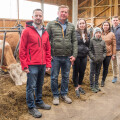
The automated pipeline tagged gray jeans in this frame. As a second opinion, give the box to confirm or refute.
[89,61,102,87]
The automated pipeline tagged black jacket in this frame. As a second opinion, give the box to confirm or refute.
[76,30,90,57]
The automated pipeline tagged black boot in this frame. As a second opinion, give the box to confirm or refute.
[101,81,105,87]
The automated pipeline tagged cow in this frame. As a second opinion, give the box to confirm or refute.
[0,40,27,85]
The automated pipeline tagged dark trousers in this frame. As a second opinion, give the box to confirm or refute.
[72,57,87,87]
[90,61,102,87]
[102,56,111,82]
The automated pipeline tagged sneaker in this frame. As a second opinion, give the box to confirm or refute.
[28,108,42,118]
[36,103,51,110]
[53,97,59,105]
[90,87,98,93]
[79,87,85,94]
[61,95,72,104]
[112,77,117,83]
[75,89,80,98]
[101,81,105,87]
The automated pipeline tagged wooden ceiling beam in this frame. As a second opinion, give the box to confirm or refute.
[95,0,105,6]
[95,6,110,17]
[96,17,110,27]
[78,0,89,8]
[78,9,91,18]
[114,0,118,15]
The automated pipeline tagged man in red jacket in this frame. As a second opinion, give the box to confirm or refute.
[19,9,51,118]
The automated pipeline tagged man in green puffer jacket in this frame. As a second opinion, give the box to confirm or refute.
[46,5,78,105]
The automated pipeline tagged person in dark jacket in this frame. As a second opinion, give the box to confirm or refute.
[89,27,106,93]
[101,21,116,87]
[72,18,90,98]
[19,9,51,118]
[46,5,78,105]
[111,16,120,83]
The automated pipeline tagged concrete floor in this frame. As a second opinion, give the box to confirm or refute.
[19,77,120,120]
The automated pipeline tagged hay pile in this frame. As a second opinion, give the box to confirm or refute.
[0,60,113,120]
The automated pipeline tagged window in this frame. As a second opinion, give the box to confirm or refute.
[0,0,17,19]
[19,0,41,20]
[44,4,58,21]
[0,0,58,21]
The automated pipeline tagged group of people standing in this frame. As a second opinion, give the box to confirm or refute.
[19,5,120,118]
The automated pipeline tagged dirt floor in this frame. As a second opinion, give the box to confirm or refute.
[0,61,116,120]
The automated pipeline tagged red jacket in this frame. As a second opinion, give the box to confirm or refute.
[19,21,51,70]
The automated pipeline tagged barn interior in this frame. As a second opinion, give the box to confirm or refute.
[0,0,119,120]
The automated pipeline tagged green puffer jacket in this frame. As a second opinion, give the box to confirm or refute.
[89,37,106,63]
[46,18,78,58]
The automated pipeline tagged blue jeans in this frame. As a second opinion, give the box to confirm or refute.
[26,65,46,109]
[51,56,71,97]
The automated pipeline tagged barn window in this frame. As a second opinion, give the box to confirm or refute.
[0,0,18,19]
[0,0,58,21]
[44,4,58,21]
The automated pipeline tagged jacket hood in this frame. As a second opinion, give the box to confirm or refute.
[25,20,46,33]
[26,20,33,27]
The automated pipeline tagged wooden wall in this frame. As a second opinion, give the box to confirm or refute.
[78,0,120,27]
[0,19,49,28]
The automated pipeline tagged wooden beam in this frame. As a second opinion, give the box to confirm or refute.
[3,19,5,28]
[72,0,78,27]
[109,0,112,22]
[95,0,105,6]
[114,0,118,15]
[17,0,20,24]
[94,5,113,7]
[96,18,110,27]
[78,7,92,9]
[91,0,94,27]
[78,0,89,8]
[95,6,110,17]
[78,9,91,18]
[94,17,110,19]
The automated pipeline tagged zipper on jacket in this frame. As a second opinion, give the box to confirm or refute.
[38,38,40,47]
[55,21,64,38]
[29,49,31,60]
[41,37,43,64]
